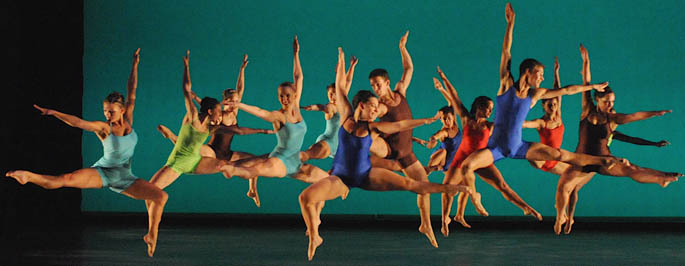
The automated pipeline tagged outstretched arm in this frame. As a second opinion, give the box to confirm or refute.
[610,110,672,125]
[372,112,440,135]
[613,131,670,147]
[522,119,543,129]
[236,54,249,100]
[214,125,274,135]
[499,3,515,94]
[237,103,279,123]
[335,48,353,119]
[182,50,199,121]
[33,104,108,133]
[124,48,140,124]
[426,129,449,149]
[436,67,469,119]
[538,82,609,99]
[344,56,358,95]
[395,31,413,96]
[580,44,595,120]
[293,36,303,106]
[412,137,430,147]
[301,104,326,112]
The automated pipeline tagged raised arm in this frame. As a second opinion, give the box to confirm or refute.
[610,110,672,125]
[499,3,515,94]
[237,102,279,123]
[33,104,108,133]
[124,48,140,124]
[293,36,303,106]
[613,130,670,147]
[553,56,562,108]
[335,48,353,119]
[190,91,202,106]
[538,82,609,100]
[344,56,358,95]
[436,67,469,119]
[182,50,199,120]
[394,31,413,96]
[236,54,249,100]
[214,125,274,135]
[371,112,440,135]
[580,44,595,120]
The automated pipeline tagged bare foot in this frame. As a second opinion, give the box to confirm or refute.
[307,234,323,261]
[523,207,543,221]
[563,218,575,234]
[441,216,451,237]
[419,224,439,248]
[143,233,157,257]
[6,170,30,185]
[246,190,260,207]
[471,192,489,216]
[554,215,567,235]
[454,216,472,228]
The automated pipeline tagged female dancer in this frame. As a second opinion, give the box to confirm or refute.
[553,44,681,235]
[230,36,329,184]
[156,54,273,206]
[6,49,168,257]
[299,48,471,260]
[300,56,358,161]
[434,67,540,236]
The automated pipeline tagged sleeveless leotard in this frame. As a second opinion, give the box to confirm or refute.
[438,131,463,171]
[315,112,341,158]
[92,124,139,193]
[379,93,417,167]
[576,117,612,173]
[487,85,532,162]
[450,123,491,169]
[269,120,307,176]
[537,123,565,171]
[331,119,373,188]
[165,123,210,174]
[208,125,236,160]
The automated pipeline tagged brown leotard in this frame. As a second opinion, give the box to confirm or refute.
[379,93,417,168]
[576,116,612,172]
[208,126,236,160]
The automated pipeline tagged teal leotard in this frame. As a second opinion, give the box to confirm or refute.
[269,120,307,176]
[315,112,341,158]
[92,125,139,193]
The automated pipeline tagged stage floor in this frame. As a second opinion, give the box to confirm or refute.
[6,214,685,266]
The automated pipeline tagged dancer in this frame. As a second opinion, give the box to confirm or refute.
[418,105,462,175]
[300,56,358,161]
[156,54,273,206]
[6,49,167,257]
[299,48,472,260]
[229,36,329,184]
[456,3,623,217]
[553,44,681,235]
[435,67,540,236]
[369,31,443,246]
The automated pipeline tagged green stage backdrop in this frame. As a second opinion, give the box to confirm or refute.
[83,0,684,216]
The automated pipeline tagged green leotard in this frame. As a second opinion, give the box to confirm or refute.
[165,123,210,174]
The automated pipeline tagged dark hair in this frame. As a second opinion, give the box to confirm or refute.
[352,90,376,110]
[439,105,454,115]
[200,97,220,115]
[470,96,493,117]
[104,92,125,105]
[223,88,237,100]
[368,68,390,81]
[279,81,294,89]
[326,83,336,91]
[519,58,544,78]
[594,86,614,99]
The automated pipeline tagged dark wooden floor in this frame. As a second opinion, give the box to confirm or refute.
[5,214,685,266]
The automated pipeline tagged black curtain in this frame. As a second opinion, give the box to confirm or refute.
[2,0,84,243]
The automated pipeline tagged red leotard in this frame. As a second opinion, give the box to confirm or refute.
[449,122,491,169]
[537,123,565,171]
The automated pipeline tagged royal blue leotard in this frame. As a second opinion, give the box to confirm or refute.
[315,112,341,158]
[438,131,463,171]
[92,124,139,193]
[269,120,307,176]
[487,85,532,162]
[331,119,373,188]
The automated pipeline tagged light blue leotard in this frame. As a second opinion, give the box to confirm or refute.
[269,120,307,176]
[315,112,341,158]
[92,125,139,193]
[487,85,533,162]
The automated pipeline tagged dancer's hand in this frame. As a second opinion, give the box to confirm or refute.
[132,48,141,65]
[183,50,190,67]
[293,35,300,54]
[505,2,515,23]
[425,111,441,124]
[301,105,316,111]
[350,56,358,68]
[241,54,249,68]
[554,56,559,74]
[263,129,276,134]
[432,77,444,90]
[593,82,609,92]
[656,140,670,147]
[399,30,409,49]
[656,110,672,116]
[33,104,53,115]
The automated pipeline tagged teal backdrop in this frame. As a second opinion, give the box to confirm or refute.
[83,0,684,216]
